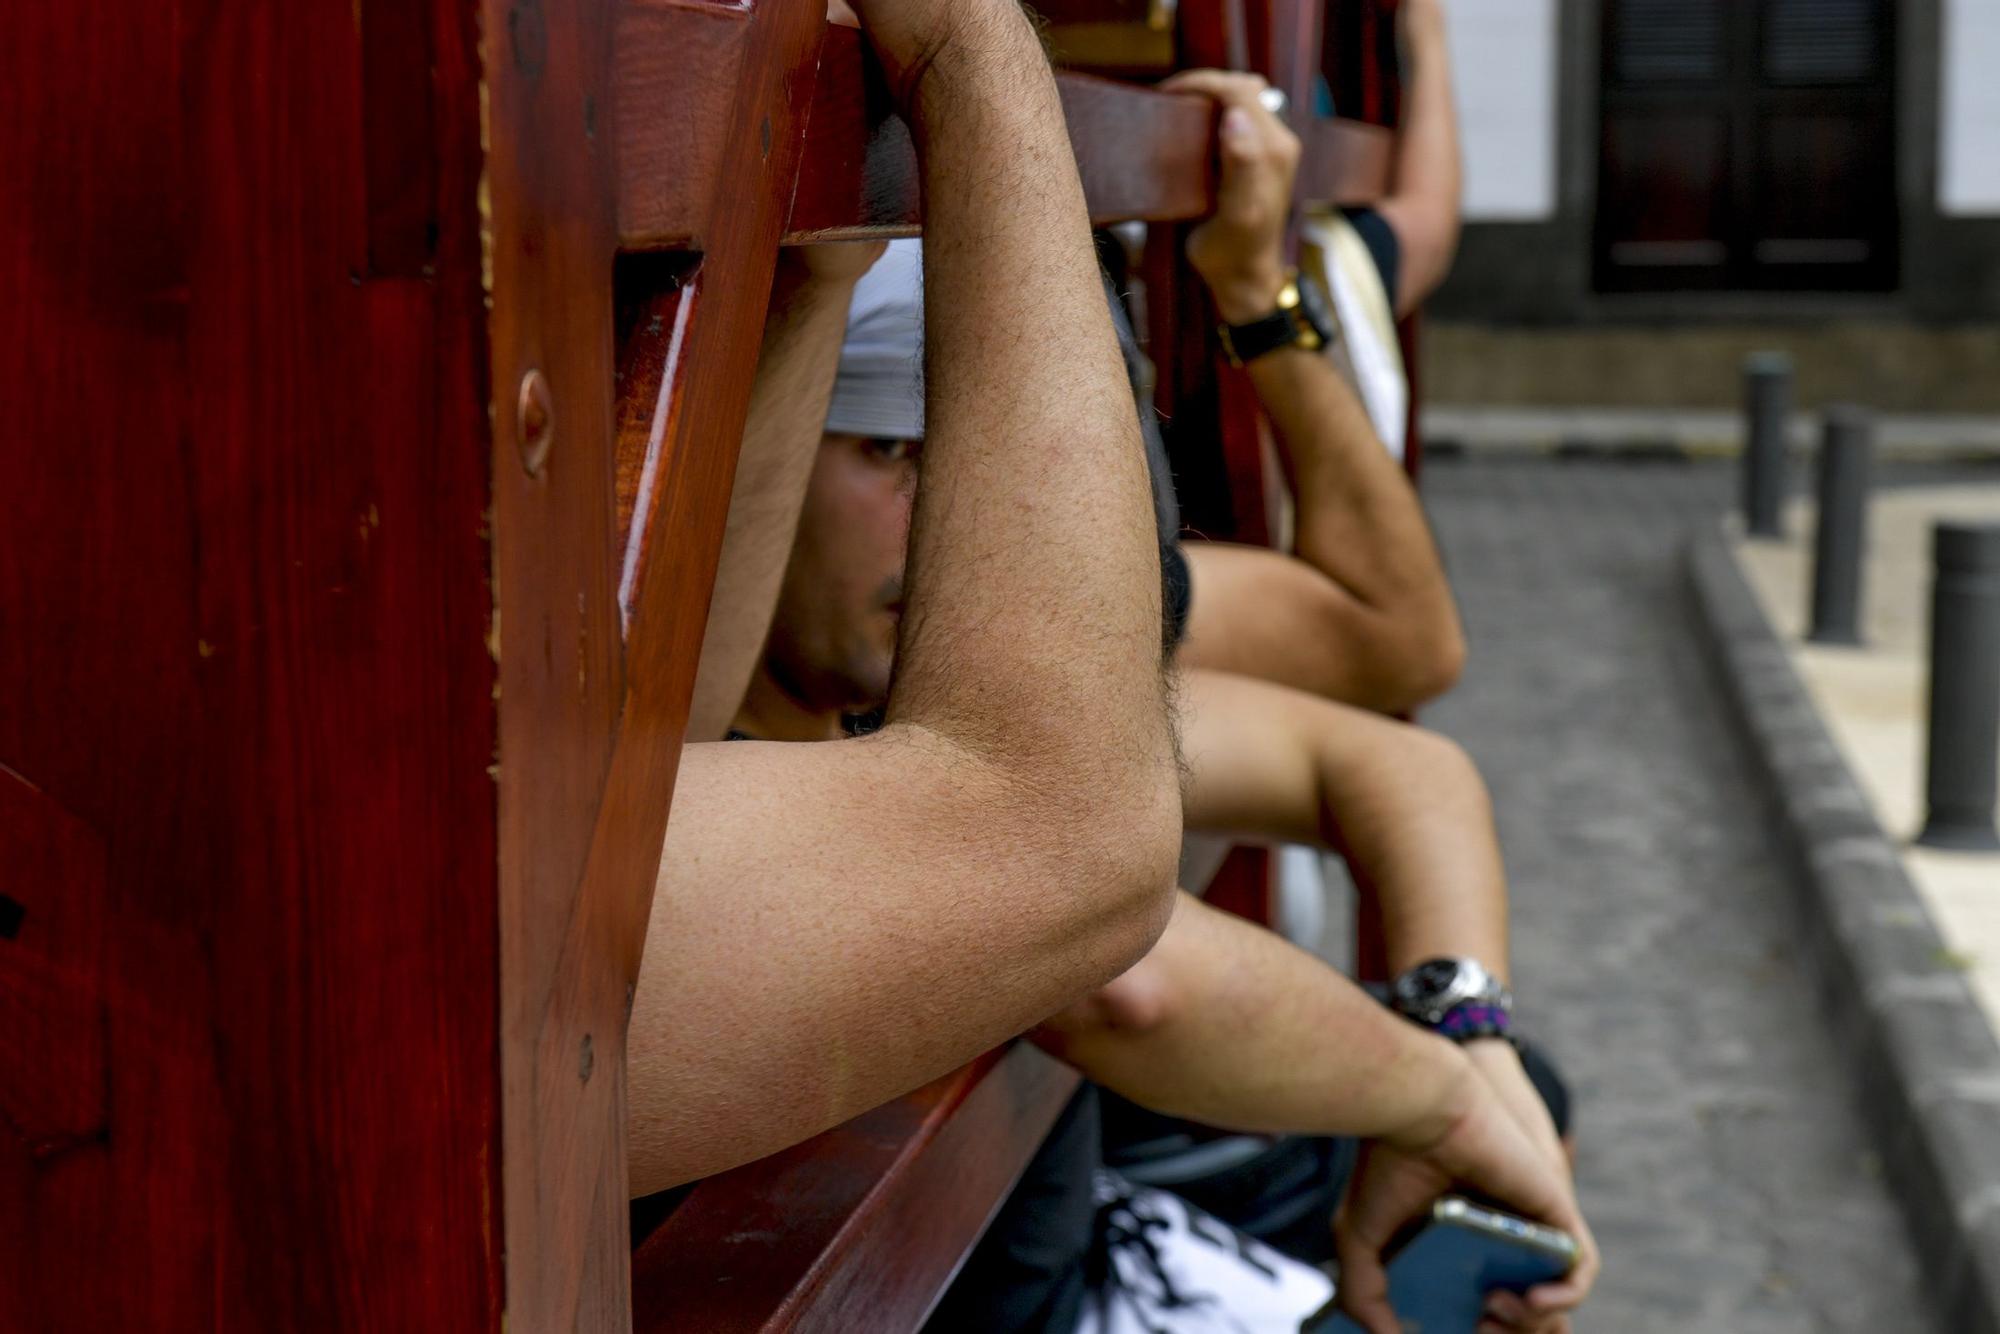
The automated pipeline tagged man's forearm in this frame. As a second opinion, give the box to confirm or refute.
[685,264,864,741]
[1306,705,1508,979]
[1249,344,1460,674]
[1380,0,1462,314]
[886,3,1176,815]
[1035,891,1475,1145]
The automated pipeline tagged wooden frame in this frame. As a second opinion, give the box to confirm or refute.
[1,0,1410,1328]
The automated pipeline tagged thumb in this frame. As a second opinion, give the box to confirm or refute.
[1214,107,1262,212]
[1218,106,1257,164]
[1333,1232,1401,1334]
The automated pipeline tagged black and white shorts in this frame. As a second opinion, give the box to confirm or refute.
[1073,1170,1334,1334]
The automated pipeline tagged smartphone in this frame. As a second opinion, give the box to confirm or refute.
[1301,1197,1579,1334]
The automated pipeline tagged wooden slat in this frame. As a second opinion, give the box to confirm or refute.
[618,16,1216,249]
[1299,116,1397,207]
[492,0,839,1326]
[633,1044,1080,1334]
[787,28,1220,239]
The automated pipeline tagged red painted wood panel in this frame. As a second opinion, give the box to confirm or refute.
[494,0,837,1325]
[0,0,501,1328]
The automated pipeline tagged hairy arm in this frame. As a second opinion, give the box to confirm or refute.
[1177,667,1503,973]
[1175,352,1463,713]
[1376,0,1462,316]
[685,247,882,741]
[1034,881,1592,1323]
[1164,70,1463,713]
[1035,890,1468,1139]
[629,0,1179,1193]
[1178,666,1564,1160]
[1031,888,1594,1314]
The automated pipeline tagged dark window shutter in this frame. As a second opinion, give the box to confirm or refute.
[1764,0,1880,84]
[1613,0,1725,83]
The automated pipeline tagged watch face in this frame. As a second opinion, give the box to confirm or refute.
[1395,958,1488,1022]
[1296,273,1337,345]
[1393,959,1446,1006]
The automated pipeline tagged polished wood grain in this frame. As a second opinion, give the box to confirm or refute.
[787,28,1221,240]
[619,19,1221,250]
[0,1,500,1326]
[3,0,1414,1325]
[633,1044,1079,1333]
[491,0,839,1326]
[1301,117,1397,207]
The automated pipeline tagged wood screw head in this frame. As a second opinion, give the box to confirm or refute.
[517,369,554,477]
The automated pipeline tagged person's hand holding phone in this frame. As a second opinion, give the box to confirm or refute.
[1333,1070,1599,1334]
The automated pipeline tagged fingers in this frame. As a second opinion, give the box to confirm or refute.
[1329,1234,1400,1334]
[1161,69,1300,149]
[1332,1148,1442,1334]
[1160,68,1272,106]
[1425,1094,1599,1319]
[1482,1289,1568,1334]
[1536,1209,1600,1314]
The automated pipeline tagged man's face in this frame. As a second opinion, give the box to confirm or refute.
[765,432,919,714]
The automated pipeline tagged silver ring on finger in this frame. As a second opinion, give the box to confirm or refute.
[1257,86,1289,119]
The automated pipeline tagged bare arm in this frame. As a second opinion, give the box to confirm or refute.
[1176,666,1565,1169]
[1033,890,1597,1321]
[1376,0,1463,317]
[685,245,883,741]
[1035,890,1468,1140]
[629,0,1180,1192]
[1165,71,1463,713]
[1177,667,1504,974]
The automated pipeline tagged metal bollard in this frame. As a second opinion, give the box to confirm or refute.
[1742,352,1792,539]
[1807,406,1874,646]
[1917,523,2000,851]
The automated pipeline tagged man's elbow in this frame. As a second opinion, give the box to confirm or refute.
[1069,768,1183,978]
[1034,949,1179,1062]
[1363,612,1466,714]
[1406,611,1468,705]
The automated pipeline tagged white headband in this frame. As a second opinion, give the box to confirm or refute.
[825,238,926,441]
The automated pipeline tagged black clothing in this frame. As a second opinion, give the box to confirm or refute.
[1340,204,1402,314]
[922,1088,1104,1334]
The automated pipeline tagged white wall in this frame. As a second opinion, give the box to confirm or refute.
[1442,0,1559,221]
[1940,0,2000,215]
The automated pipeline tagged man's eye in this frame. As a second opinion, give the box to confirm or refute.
[866,438,917,463]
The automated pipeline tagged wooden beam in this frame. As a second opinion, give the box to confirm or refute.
[633,1044,1079,1333]
[617,17,1218,249]
[1299,115,1396,207]
[786,27,1220,240]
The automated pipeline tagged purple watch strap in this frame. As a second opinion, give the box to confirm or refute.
[1434,1002,1513,1042]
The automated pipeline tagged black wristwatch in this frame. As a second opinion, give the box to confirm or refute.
[1216,269,1338,366]
[1389,957,1515,1044]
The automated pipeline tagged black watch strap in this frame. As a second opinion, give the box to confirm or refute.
[1217,272,1332,367]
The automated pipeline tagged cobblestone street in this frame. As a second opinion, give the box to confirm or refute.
[1419,457,1932,1333]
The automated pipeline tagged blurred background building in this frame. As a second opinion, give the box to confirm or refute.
[1428,0,2000,416]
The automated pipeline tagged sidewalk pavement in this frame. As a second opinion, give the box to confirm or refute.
[1687,479,2000,1331]
[1733,488,2000,1025]
[1415,457,1929,1332]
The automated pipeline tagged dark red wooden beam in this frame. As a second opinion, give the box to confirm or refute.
[1300,113,1394,206]
[785,26,1220,240]
[617,15,1391,252]
[633,1043,1078,1334]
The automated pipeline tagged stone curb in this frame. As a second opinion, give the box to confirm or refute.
[1685,528,2000,1334]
